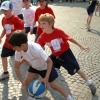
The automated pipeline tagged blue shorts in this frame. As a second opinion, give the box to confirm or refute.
[28,66,58,82]
[50,49,80,75]
[25,27,37,34]
[1,46,15,57]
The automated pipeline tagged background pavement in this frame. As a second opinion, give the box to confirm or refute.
[0,2,100,100]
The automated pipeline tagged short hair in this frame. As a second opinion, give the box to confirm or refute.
[38,13,55,26]
[8,30,28,47]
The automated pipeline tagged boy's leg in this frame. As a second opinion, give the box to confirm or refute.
[0,47,15,80]
[39,65,75,100]
[50,80,75,100]
[58,49,96,95]
[23,71,38,93]
[77,69,96,95]
[34,33,40,42]
[0,57,9,80]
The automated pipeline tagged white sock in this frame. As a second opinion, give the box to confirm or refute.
[86,80,92,86]
[66,95,73,100]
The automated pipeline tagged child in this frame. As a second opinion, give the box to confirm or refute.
[86,0,98,31]
[8,30,76,100]
[22,0,37,35]
[95,1,100,16]
[10,0,23,20]
[0,1,24,80]
[36,13,96,95]
[30,0,55,42]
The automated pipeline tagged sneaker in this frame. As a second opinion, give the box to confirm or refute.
[89,83,96,95]
[87,26,91,31]
[28,96,35,100]
[0,72,9,80]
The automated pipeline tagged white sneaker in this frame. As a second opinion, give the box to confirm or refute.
[0,72,9,80]
[28,96,35,100]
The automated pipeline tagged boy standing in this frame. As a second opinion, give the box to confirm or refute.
[8,30,76,100]
[36,13,96,95]
[0,1,24,80]
[22,0,37,35]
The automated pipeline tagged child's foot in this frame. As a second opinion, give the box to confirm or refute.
[28,96,35,100]
[0,72,9,80]
[87,26,91,31]
[89,83,96,95]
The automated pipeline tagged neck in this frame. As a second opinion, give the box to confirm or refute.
[46,28,54,34]
[6,14,13,18]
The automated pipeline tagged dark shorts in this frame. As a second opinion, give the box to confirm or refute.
[1,46,15,57]
[28,66,58,82]
[50,49,80,75]
[25,27,37,34]
[34,33,40,42]
[87,7,95,16]
[18,14,23,20]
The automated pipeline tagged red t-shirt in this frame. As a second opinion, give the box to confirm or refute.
[2,15,24,49]
[35,6,55,35]
[36,28,71,56]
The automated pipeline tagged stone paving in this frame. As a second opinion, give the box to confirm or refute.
[0,2,100,100]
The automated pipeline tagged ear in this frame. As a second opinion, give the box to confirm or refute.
[21,44,25,48]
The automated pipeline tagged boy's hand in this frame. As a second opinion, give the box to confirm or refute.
[80,45,90,51]
[39,76,48,89]
[30,29,33,35]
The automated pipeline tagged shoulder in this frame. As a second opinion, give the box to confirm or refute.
[28,42,42,51]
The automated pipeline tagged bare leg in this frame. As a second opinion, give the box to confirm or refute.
[77,69,88,81]
[23,72,38,93]
[50,80,68,98]
[2,57,8,72]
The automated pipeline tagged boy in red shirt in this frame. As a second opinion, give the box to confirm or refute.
[37,13,96,95]
[0,1,24,80]
[30,0,55,42]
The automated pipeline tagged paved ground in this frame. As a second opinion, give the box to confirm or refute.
[0,2,100,100]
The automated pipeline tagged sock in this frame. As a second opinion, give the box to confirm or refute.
[86,80,92,86]
[4,71,8,74]
[66,95,73,100]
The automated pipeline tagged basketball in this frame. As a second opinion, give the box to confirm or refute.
[28,80,47,99]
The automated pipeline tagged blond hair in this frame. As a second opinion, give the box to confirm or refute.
[38,13,55,26]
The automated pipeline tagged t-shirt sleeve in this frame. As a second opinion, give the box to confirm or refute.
[15,51,22,62]
[60,30,72,41]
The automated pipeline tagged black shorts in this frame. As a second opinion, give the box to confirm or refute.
[87,7,94,16]
[28,66,58,82]
[25,27,37,34]
[17,14,23,20]
[1,46,15,57]
[50,49,80,75]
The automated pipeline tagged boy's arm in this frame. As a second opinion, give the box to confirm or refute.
[41,57,52,89]
[69,38,90,51]
[0,29,6,42]
[14,61,23,84]
[30,20,36,34]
